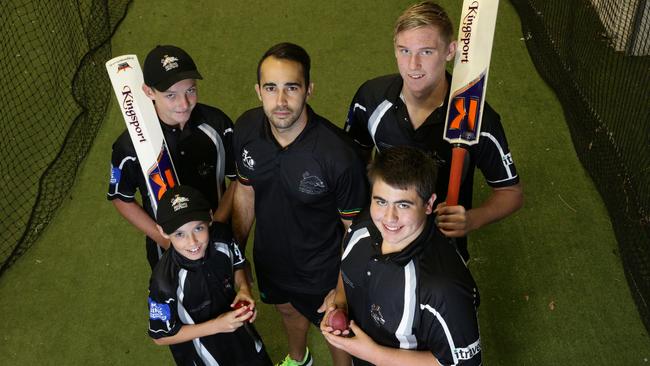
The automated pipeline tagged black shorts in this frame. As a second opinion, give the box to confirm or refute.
[257,275,328,327]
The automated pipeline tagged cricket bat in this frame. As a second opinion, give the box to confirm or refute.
[444,0,499,205]
[105,55,179,214]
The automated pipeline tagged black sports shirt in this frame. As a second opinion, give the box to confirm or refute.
[233,106,368,294]
[107,103,235,267]
[345,73,518,207]
[341,211,481,366]
[148,223,269,365]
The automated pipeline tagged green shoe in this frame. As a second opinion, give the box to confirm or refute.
[275,347,313,366]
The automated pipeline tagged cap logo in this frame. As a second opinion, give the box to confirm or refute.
[170,194,189,212]
[161,55,179,71]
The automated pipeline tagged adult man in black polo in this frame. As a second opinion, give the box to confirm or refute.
[108,45,236,270]
[233,42,367,366]
[321,146,481,366]
[344,1,522,260]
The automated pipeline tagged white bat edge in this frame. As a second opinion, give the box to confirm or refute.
[444,0,500,146]
[105,54,177,213]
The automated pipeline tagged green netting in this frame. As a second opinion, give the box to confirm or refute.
[511,0,650,332]
[0,0,132,276]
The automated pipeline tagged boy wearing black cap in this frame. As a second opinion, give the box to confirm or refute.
[148,185,272,365]
[107,45,236,270]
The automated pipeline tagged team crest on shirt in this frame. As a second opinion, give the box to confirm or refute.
[161,55,179,71]
[298,171,326,195]
[370,304,385,326]
[197,162,214,177]
[242,149,255,170]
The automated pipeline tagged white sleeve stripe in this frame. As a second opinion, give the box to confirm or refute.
[342,228,370,260]
[420,303,459,365]
[198,123,226,201]
[148,328,172,334]
[109,156,137,196]
[118,156,137,169]
[486,176,518,184]
[396,261,418,349]
[353,103,367,112]
[368,100,393,147]
[107,192,136,199]
[214,242,231,259]
[479,132,514,179]
[176,269,220,366]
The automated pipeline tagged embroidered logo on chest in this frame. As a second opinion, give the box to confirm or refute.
[370,304,385,326]
[242,149,255,170]
[197,162,214,177]
[298,171,327,195]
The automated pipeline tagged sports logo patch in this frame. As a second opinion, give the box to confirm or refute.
[148,297,172,322]
[170,195,190,212]
[161,55,179,71]
[454,339,481,360]
[298,171,326,195]
[502,152,513,166]
[370,304,385,326]
[242,149,255,171]
[110,164,121,185]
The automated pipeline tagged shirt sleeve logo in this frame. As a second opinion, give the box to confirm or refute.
[298,171,327,195]
[242,149,255,171]
[502,152,513,166]
[110,164,121,185]
[454,338,481,360]
[148,297,172,322]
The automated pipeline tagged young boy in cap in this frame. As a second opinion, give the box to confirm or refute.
[107,44,236,270]
[148,185,272,365]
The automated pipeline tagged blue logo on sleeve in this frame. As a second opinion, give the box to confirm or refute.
[110,164,121,185]
[148,297,171,322]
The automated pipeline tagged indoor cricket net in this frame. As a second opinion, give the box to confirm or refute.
[510,0,650,333]
[0,0,132,276]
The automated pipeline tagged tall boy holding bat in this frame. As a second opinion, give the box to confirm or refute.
[107,45,236,270]
[344,1,522,260]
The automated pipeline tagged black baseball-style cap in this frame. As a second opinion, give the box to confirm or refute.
[156,185,211,234]
[143,45,203,91]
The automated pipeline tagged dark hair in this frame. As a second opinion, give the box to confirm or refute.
[257,42,311,86]
[368,146,438,203]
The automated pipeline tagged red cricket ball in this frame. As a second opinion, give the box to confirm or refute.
[234,300,250,310]
[327,309,349,331]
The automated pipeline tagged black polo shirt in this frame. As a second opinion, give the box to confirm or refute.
[341,211,481,366]
[233,106,368,294]
[107,103,235,267]
[148,222,270,365]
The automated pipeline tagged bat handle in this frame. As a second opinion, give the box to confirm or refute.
[446,146,467,206]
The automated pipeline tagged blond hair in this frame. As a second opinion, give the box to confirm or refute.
[394,1,454,44]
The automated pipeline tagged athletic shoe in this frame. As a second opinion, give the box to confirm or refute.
[275,347,313,366]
